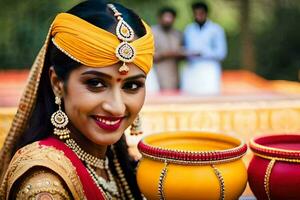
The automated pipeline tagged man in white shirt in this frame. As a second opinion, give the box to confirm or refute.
[182,2,227,95]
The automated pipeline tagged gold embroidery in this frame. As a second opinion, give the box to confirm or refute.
[0,142,86,199]
[36,193,56,200]
[16,169,69,200]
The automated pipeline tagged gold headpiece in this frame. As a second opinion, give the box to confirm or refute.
[50,6,154,75]
[108,4,136,74]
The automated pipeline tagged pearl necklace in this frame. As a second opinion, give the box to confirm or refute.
[86,163,120,198]
[65,138,120,198]
[65,138,108,169]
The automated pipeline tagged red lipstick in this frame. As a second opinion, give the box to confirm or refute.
[93,115,124,132]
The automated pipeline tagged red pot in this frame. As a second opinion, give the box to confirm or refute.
[248,134,300,200]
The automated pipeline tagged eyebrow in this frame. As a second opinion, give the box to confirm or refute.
[124,74,146,82]
[81,70,146,81]
[81,70,112,79]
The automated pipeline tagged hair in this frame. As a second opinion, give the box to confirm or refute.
[192,2,209,13]
[15,0,145,199]
[158,7,177,18]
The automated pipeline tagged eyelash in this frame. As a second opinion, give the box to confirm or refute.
[85,79,144,92]
[85,79,105,89]
[122,81,144,92]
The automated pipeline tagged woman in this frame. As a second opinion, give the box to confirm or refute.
[0,0,154,199]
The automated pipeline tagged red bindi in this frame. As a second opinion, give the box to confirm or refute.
[117,78,122,82]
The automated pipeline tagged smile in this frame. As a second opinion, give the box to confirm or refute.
[92,115,124,132]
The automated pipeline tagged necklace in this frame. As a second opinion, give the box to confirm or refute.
[86,163,120,198]
[65,138,108,169]
[111,145,134,199]
[65,138,120,198]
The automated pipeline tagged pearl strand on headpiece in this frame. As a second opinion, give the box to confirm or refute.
[51,38,82,64]
[65,138,108,169]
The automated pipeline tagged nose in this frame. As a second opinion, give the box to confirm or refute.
[102,89,126,117]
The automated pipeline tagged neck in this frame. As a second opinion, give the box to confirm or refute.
[67,124,107,159]
[160,24,172,32]
[196,20,206,28]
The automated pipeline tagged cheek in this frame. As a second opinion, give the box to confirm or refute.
[63,85,98,122]
[126,89,146,117]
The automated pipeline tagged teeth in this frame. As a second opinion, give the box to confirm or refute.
[95,117,121,126]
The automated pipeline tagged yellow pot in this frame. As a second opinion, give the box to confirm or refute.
[137,131,248,200]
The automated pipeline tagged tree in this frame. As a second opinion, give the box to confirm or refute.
[238,0,256,71]
[255,0,300,81]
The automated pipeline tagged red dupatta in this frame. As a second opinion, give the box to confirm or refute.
[39,137,107,200]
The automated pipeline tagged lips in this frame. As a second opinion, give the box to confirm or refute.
[92,115,124,132]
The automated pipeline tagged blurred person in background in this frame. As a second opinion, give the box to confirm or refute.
[182,2,227,95]
[146,7,184,93]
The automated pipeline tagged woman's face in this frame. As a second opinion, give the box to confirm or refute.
[55,63,146,146]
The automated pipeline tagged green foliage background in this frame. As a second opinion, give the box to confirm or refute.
[0,0,299,81]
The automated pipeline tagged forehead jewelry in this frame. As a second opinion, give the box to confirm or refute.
[108,3,136,75]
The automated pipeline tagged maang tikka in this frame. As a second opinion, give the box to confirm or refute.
[108,3,136,75]
[51,96,70,140]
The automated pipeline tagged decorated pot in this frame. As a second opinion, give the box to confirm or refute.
[136,131,248,200]
[248,134,300,200]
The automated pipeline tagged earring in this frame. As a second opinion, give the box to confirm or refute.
[130,114,143,136]
[51,96,70,140]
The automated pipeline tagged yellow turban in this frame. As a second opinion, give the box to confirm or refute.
[51,13,154,74]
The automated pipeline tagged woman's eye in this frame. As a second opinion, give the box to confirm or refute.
[123,81,144,91]
[86,79,105,88]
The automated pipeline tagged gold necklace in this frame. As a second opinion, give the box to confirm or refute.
[111,145,134,199]
[86,163,120,198]
[65,138,119,198]
[65,138,108,169]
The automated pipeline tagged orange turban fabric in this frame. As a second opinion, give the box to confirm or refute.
[51,13,154,74]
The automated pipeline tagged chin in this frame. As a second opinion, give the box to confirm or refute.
[92,132,124,146]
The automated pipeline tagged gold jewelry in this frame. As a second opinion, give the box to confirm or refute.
[65,137,116,198]
[108,3,136,75]
[51,96,70,140]
[111,145,134,199]
[86,163,120,198]
[130,114,143,136]
[65,138,108,169]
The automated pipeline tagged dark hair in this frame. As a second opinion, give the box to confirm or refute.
[192,2,208,13]
[158,7,177,17]
[16,0,145,199]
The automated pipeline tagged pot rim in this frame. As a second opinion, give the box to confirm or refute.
[250,134,300,161]
[138,131,247,165]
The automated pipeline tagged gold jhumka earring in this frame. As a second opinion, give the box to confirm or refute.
[130,114,143,136]
[108,3,136,75]
[51,96,70,139]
